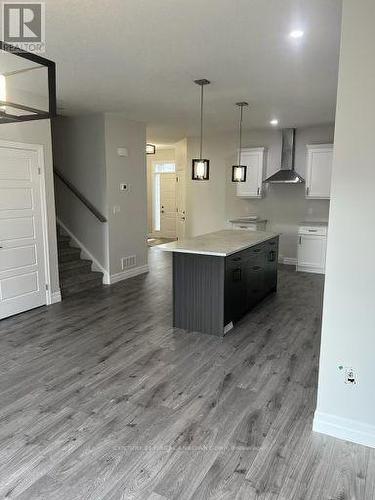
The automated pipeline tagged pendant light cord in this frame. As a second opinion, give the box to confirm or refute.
[238,104,243,165]
[200,84,204,160]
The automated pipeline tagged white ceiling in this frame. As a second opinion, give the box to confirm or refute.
[44,0,342,143]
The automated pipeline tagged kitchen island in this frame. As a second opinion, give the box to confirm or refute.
[159,230,279,336]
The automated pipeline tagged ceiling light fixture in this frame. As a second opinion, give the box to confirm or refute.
[289,30,304,39]
[146,143,156,155]
[232,102,248,183]
[270,119,279,126]
[192,79,210,181]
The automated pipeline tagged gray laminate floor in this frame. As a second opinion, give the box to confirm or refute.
[0,249,374,499]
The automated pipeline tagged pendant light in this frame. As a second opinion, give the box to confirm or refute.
[232,102,248,182]
[192,79,210,181]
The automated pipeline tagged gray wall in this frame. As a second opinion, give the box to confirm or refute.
[54,113,147,281]
[53,115,109,272]
[104,113,147,277]
[0,119,60,295]
[186,124,334,260]
[314,0,375,446]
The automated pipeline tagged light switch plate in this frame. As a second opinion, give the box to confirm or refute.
[117,147,128,157]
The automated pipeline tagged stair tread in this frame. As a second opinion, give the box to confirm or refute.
[56,224,103,297]
[58,246,81,255]
[58,235,70,242]
[60,271,103,288]
[59,259,92,270]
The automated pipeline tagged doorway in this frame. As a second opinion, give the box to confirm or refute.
[151,161,177,239]
[0,141,50,319]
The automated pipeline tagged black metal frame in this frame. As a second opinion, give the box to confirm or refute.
[232,165,247,182]
[0,41,56,124]
[192,159,210,181]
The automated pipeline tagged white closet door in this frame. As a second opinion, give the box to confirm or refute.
[0,145,46,319]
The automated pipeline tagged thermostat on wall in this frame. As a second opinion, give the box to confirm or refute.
[117,147,128,157]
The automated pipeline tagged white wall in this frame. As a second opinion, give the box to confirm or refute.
[186,125,333,259]
[0,119,60,296]
[104,113,147,278]
[314,0,375,448]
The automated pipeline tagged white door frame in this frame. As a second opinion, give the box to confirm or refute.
[0,139,53,306]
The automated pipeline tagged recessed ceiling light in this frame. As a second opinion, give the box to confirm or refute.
[289,30,304,39]
[270,119,279,126]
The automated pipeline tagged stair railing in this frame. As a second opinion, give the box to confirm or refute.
[54,167,107,223]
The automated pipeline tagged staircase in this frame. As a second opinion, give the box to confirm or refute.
[57,225,104,298]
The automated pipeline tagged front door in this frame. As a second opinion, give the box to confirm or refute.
[159,173,176,238]
[0,144,47,319]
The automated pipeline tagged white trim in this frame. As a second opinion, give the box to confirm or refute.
[50,291,62,304]
[0,139,53,307]
[279,257,297,266]
[56,218,110,285]
[313,411,375,449]
[296,265,324,274]
[110,265,149,284]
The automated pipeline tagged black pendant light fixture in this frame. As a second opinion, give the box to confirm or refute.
[232,102,248,182]
[192,79,210,181]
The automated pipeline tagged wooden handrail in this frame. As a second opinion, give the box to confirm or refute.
[54,168,107,223]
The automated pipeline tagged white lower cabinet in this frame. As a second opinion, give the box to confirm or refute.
[297,225,327,274]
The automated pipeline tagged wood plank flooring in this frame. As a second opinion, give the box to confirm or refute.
[0,248,374,499]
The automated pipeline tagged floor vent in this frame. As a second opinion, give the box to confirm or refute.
[122,255,137,270]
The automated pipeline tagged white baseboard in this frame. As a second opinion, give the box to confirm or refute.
[313,411,375,449]
[50,290,62,304]
[279,257,297,266]
[297,265,325,274]
[56,218,110,284]
[110,265,149,284]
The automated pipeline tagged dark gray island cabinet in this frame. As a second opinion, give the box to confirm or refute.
[159,230,279,336]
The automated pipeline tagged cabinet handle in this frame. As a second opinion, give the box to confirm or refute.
[308,229,318,232]
[299,236,302,245]
[257,187,260,196]
[253,249,261,253]
[306,187,310,196]
[252,266,262,271]
[268,251,276,262]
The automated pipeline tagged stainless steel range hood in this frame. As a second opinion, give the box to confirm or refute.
[264,128,304,184]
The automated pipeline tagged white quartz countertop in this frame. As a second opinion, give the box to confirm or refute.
[158,230,279,257]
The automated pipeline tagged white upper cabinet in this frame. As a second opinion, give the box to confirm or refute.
[236,147,266,198]
[306,144,333,199]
